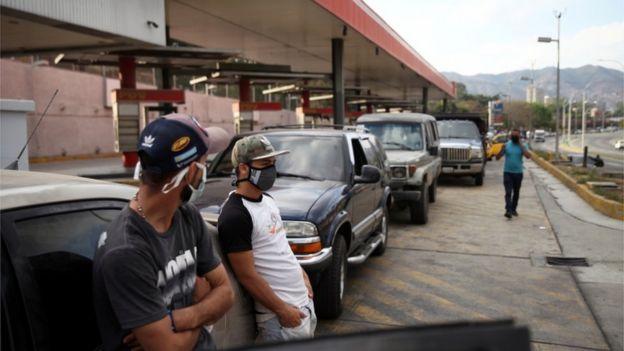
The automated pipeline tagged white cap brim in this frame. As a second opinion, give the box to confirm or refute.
[252,149,290,160]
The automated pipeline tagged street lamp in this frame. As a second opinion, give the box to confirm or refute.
[538,11,562,160]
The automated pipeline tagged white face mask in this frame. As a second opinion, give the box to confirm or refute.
[187,162,207,203]
[161,162,207,201]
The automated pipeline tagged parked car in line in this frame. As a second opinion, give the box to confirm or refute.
[533,129,546,142]
[435,118,486,186]
[197,127,391,318]
[356,113,440,224]
[0,170,255,351]
[486,134,508,160]
[614,140,624,150]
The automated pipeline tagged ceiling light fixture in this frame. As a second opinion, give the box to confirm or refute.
[262,84,296,95]
[310,94,333,101]
[189,76,208,85]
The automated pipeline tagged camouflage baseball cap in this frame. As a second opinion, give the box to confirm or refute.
[231,135,289,165]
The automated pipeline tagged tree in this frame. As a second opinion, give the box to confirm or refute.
[531,103,555,130]
[504,101,533,128]
[614,102,624,117]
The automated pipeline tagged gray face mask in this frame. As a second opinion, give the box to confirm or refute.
[247,164,277,191]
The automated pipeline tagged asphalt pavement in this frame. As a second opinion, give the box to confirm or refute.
[318,160,623,351]
[532,132,624,173]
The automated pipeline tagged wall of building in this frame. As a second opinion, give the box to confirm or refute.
[0,59,241,159]
[0,59,300,159]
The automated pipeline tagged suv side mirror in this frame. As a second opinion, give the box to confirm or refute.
[355,165,381,184]
[428,146,439,156]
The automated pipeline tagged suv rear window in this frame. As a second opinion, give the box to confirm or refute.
[361,123,423,151]
[437,121,480,139]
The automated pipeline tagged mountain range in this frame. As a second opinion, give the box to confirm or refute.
[442,65,623,110]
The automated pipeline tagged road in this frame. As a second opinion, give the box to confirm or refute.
[532,131,624,173]
[318,160,623,351]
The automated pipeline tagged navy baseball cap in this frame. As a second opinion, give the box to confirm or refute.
[137,113,212,175]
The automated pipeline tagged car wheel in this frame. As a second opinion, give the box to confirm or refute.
[428,178,437,203]
[410,184,429,224]
[372,207,389,256]
[475,171,484,186]
[315,235,347,319]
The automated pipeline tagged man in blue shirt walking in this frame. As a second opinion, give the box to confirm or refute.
[496,129,531,219]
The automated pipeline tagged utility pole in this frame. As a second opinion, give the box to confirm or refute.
[538,12,563,160]
[567,96,573,143]
[555,12,561,159]
[581,91,586,149]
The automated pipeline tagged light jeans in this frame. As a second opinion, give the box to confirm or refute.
[255,299,317,343]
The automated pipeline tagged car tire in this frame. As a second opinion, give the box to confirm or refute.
[475,171,484,186]
[428,178,437,203]
[372,207,389,256]
[410,185,429,224]
[315,235,347,319]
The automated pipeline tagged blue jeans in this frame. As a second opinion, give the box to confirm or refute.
[504,172,523,212]
[255,299,317,343]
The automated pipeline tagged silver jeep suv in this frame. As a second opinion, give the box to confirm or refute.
[357,113,441,224]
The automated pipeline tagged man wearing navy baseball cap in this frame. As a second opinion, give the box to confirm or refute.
[93,113,234,350]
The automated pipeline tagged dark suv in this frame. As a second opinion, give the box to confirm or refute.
[196,128,391,318]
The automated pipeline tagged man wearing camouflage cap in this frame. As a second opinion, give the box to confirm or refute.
[218,135,316,342]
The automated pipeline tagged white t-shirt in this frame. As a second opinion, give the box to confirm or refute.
[218,193,308,313]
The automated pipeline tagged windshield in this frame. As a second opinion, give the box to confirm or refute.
[212,134,345,181]
[361,123,423,151]
[437,121,480,139]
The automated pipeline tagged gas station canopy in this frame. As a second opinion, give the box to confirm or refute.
[166,0,455,101]
[1,0,455,102]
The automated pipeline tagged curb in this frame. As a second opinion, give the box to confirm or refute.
[529,151,624,221]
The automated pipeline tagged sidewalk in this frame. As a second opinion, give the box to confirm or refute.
[528,161,624,351]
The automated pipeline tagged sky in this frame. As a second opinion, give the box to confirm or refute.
[364,0,624,75]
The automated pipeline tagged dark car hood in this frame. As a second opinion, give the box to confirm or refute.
[196,177,342,220]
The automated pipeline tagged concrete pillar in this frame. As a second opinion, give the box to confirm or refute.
[301,90,310,108]
[239,79,251,102]
[117,56,139,167]
[332,38,345,125]
[160,26,175,115]
[119,56,136,89]
[443,98,448,112]
[422,87,429,114]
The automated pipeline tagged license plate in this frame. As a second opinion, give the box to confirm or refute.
[442,167,454,173]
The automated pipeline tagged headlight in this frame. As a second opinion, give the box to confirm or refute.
[470,148,483,159]
[283,221,318,237]
[391,166,407,178]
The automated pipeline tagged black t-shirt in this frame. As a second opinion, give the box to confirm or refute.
[217,193,255,254]
[93,203,220,351]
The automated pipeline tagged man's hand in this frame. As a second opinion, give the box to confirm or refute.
[302,269,313,299]
[277,304,305,328]
[123,332,143,351]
